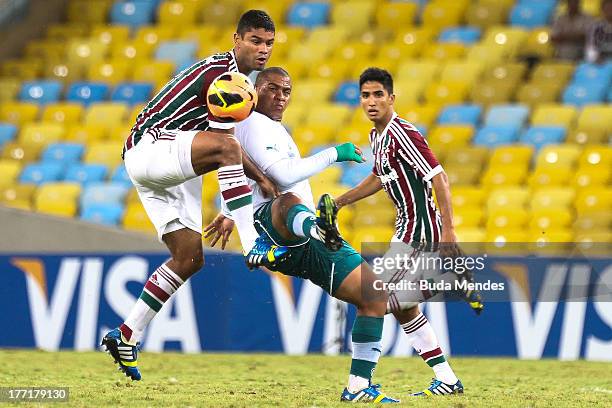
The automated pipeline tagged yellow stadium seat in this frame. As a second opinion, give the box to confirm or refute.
[421,43,466,61]
[0,160,22,188]
[341,123,372,147]
[306,27,351,52]
[0,142,42,163]
[84,142,124,168]
[516,82,561,108]
[43,60,85,83]
[200,0,243,26]
[333,42,374,65]
[177,26,219,43]
[333,0,376,34]
[573,166,610,189]
[158,1,199,26]
[307,61,351,81]
[67,39,108,68]
[67,0,110,24]
[483,26,529,57]
[351,227,396,250]
[567,128,607,145]
[399,104,441,129]
[18,123,65,147]
[527,229,574,246]
[520,28,554,58]
[290,80,336,105]
[91,25,131,47]
[424,81,469,104]
[428,125,474,153]
[266,60,306,80]
[489,145,534,167]
[455,227,486,243]
[241,0,289,24]
[574,231,612,248]
[134,26,176,48]
[482,63,527,84]
[292,125,335,154]
[128,104,146,125]
[266,26,305,60]
[531,104,577,128]
[34,182,81,218]
[132,61,175,89]
[535,145,581,169]
[286,43,331,65]
[529,208,573,230]
[530,187,575,210]
[422,3,464,31]
[46,23,89,40]
[123,202,156,235]
[84,103,128,130]
[303,105,352,129]
[481,166,528,187]
[440,61,484,84]
[41,103,84,125]
[352,208,396,227]
[575,188,612,215]
[108,124,133,143]
[465,2,507,29]
[356,27,395,46]
[577,145,611,168]
[0,77,20,102]
[469,82,516,107]
[349,107,372,128]
[528,167,572,189]
[444,146,489,169]
[0,102,39,125]
[392,27,436,56]
[576,105,612,133]
[377,40,424,62]
[574,213,611,232]
[310,167,343,187]
[393,79,427,104]
[451,186,487,208]
[395,59,440,84]
[1,59,41,80]
[281,104,307,131]
[445,165,481,185]
[454,207,484,228]
[111,41,155,62]
[0,184,36,209]
[487,187,529,211]
[353,190,393,210]
[531,62,574,84]
[375,2,418,29]
[487,208,528,230]
[485,230,528,247]
[65,124,107,143]
[466,44,506,68]
[87,60,131,85]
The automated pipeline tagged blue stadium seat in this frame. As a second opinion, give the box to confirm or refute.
[66,82,109,106]
[473,126,520,147]
[19,162,64,185]
[340,164,372,187]
[0,123,17,147]
[438,105,482,126]
[81,203,124,226]
[80,182,129,207]
[111,83,153,105]
[439,27,481,44]
[510,3,555,28]
[176,59,197,74]
[110,1,156,27]
[19,81,62,104]
[41,143,85,164]
[334,81,360,106]
[520,126,566,150]
[608,86,612,102]
[287,2,330,28]
[562,83,607,106]
[572,62,612,86]
[64,163,108,185]
[111,164,132,187]
[484,104,530,130]
[155,41,197,68]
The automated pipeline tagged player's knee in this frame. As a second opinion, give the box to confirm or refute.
[356,295,388,317]
[174,247,204,276]
[275,192,303,216]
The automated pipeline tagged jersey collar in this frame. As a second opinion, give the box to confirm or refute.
[375,111,397,138]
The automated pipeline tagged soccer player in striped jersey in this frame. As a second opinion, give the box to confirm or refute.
[336,68,482,397]
[101,10,292,381]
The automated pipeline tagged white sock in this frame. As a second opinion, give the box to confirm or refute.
[348,374,370,394]
[401,312,458,385]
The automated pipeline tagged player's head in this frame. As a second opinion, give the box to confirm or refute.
[234,10,275,74]
[359,67,395,124]
[254,67,291,121]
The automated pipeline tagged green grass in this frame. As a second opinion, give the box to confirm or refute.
[1,350,611,407]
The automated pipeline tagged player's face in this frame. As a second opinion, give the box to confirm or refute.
[234,28,275,73]
[360,81,395,124]
[255,73,291,121]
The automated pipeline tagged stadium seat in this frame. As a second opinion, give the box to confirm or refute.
[389,28,436,58]
[0,102,39,125]
[531,104,576,128]
[107,123,132,143]
[575,188,612,216]
[424,81,469,104]
[158,1,198,26]
[177,26,219,43]
[466,44,507,68]
[536,145,582,169]
[487,208,529,230]
[1,142,42,163]
[287,2,330,29]
[45,23,89,41]
[578,145,612,168]
[481,165,528,187]
[428,125,474,153]
[451,186,487,208]
[111,41,155,63]
[332,0,376,34]
[43,60,85,84]
[111,164,132,187]
[400,104,441,129]
[375,2,418,30]
[64,163,108,186]
[489,145,533,167]
[529,208,573,230]
[482,62,528,85]
[465,2,507,29]
[567,128,607,145]
[0,160,21,188]
[520,126,566,150]
[110,1,156,27]
[84,142,124,168]
[308,61,351,82]
[396,59,440,84]
[19,162,64,185]
[292,125,335,154]
[66,82,109,106]
[520,27,554,58]
[41,143,84,164]
[351,227,396,250]
[487,187,529,211]
[34,181,81,217]
[440,61,484,84]
[19,81,62,104]
[482,26,529,57]
[0,77,20,102]
[473,126,519,147]
[470,82,516,107]
[41,102,84,125]
[84,103,128,130]
[241,0,290,25]
[484,104,530,130]
[529,166,572,189]
[530,187,575,210]
[444,146,489,169]
[516,82,561,108]
[87,61,131,85]
[91,25,131,47]
[572,62,612,85]
[576,105,612,133]
[531,62,575,84]
[445,164,481,185]
[335,42,374,65]
[290,80,335,105]
[422,43,466,61]
[439,27,481,44]
[306,26,351,56]
[510,3,556,28]
[67,39,108,68]
[132,61,175,89]
[123,202,156,234]
[573,166,610,189]
[80,182,129,207]
[453,207,484,228]
[0,123,17,147]
[455,228,486,244]
[562,83,608,106]
[1,58,42,80]
[127,103,147,124]
[0,184,36,209]
[18,123,64,147]
[67,0,110,24]
[422,3,464,31]
[438,105,482,126]
[155,41,197,68]
[81,202,125,226]
[111,83,153,105]
[334,82,360,107]
[574,213,612,232]
[64,124,107,143]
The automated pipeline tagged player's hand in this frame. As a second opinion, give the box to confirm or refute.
[257,175,279,198]
[204,213,235,250]
[335,142,365,163]
[439,228,465,260]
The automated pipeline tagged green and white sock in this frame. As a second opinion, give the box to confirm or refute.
[286,204,320,241]
[348,316,384,393]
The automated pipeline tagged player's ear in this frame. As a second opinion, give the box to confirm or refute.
[389,93,395,105]
[233,32,240,47]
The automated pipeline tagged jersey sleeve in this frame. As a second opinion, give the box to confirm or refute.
[235,115,287,173]
[395,126,443,182]
[200,65,236,129]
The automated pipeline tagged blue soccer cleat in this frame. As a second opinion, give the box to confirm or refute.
[245,234,291,269]
[101,328,142,381]
[341,384,400,403]
[411,378,464,396]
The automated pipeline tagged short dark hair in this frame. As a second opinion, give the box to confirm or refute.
[359,67,393,94]
[236,10,275,36]
[255,67,290,86]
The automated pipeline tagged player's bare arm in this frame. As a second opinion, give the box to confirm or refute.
[431,172,463,258]
[336,173,383,209]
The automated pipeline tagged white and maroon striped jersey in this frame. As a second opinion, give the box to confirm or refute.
[369,112,443,244]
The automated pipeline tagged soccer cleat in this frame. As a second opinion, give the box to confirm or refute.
[245,234,291,269]
[341,384,400,403]
[101,328,142,381]
[316,193,343,251]
[411,378,464,396]
[456,268,484,315]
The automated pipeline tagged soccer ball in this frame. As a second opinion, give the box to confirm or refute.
[206,72,258,123]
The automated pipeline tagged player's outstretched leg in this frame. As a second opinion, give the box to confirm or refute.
[245,234,291,269]
[315,193,343,251]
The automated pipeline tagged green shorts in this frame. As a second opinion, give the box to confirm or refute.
[254,200,363,295]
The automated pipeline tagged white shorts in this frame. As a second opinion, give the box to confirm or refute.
[124,129,203,241]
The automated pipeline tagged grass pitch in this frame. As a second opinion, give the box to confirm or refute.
[1,350,611,407]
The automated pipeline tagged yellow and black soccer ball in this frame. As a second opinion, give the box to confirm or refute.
[206,72,257,123]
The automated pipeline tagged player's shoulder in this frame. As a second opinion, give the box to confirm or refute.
[391,115,422,138]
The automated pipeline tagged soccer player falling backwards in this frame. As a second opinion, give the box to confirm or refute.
[336,68,484,397]
[101,10,292,381]
[204,67,401,403]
